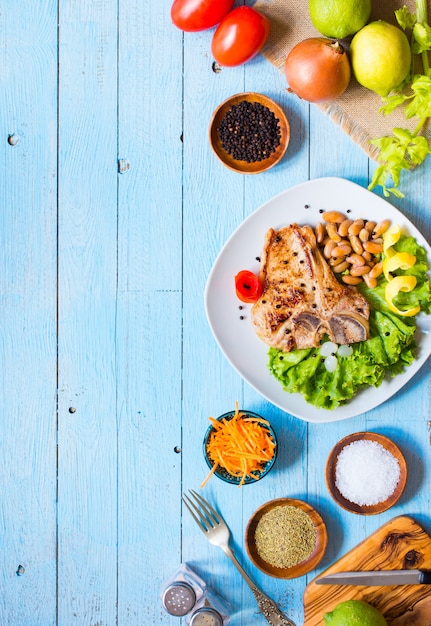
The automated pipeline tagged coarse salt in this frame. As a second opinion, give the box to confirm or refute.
[335,439,400,506]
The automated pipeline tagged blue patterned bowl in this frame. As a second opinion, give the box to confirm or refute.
[202,410,277,486]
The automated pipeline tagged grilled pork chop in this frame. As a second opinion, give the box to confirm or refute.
[251,224,370,352]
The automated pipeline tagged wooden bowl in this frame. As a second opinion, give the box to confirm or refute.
[245,498,327,579]
[208,92,290,174]
[325,432,408,515]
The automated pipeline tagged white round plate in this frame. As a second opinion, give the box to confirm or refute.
[204,177,431,423]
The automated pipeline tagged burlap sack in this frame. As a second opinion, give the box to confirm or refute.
[254,0,431,160]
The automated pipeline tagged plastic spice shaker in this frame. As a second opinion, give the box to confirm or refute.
[161,563,206,617]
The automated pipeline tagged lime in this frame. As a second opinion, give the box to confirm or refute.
[351,21,411,96]
[309,0,371,39]
[324,599,387,626]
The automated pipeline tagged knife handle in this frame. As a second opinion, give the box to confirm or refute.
[419,570,431,584]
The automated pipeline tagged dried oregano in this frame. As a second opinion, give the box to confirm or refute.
[255,505,316,569]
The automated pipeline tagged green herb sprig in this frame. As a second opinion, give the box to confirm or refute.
[368,0,431,197]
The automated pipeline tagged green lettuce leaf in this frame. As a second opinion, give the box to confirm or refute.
[267,234,430,410]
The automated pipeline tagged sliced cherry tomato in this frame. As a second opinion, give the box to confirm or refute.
[211,6,270,67]
[171,0,234,32]
[235,270,263,303]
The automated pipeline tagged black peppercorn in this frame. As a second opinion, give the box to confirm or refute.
[218,100,281,163]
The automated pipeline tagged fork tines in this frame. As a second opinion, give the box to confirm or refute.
[182,489,221,532]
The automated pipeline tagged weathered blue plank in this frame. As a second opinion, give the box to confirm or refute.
[0,2,58,624]
[57,2,119,624]
[116,1,184,623]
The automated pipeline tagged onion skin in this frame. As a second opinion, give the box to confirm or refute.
[285,38,351,103]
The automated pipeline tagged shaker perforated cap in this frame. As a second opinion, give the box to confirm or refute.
[189,606,224,626]
[162,581,196,616]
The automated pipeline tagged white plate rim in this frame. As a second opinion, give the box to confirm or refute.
[204,177,431,423]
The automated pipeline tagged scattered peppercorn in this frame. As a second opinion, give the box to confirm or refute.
[218,100,281,163]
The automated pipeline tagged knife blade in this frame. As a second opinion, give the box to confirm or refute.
[316,569,431,586]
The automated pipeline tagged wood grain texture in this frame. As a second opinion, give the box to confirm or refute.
[57,1,119,624]
[116,1,184,623]
[304,516,431,625]
[0,2,58,624]
[0,0,431,625]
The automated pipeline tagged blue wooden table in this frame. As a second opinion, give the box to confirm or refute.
[1,2,430,625]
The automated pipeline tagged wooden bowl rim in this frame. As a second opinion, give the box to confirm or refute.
[325,431,408,515]
[208,92,290,174]
[245,497,328,579]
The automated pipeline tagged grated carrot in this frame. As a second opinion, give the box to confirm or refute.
[200,402,276,488]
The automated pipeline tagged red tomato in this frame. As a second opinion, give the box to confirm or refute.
[211,6,270,67]
[171,0,234,32]
[235,270,263,303]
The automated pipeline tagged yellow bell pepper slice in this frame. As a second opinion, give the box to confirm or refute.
[383,252,417,281]
[385,275,421,316]
[383,224,401,257]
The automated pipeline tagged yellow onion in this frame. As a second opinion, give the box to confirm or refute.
[284,38,351,103]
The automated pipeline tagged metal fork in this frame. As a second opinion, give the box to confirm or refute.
[182,489,297,626]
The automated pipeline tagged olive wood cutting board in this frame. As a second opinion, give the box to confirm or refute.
[304,516,431,625]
